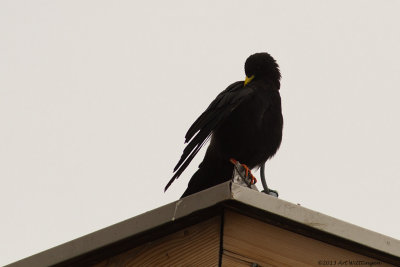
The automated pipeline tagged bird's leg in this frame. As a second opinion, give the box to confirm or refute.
[229,158,257,185]
[260,162,279,197]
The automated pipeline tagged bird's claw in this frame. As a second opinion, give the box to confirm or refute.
[262,188,279,197]
[230,158,257,186]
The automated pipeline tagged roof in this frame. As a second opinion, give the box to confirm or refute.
[7,181,400,266]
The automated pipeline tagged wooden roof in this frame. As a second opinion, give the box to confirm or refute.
[7,182,400,266]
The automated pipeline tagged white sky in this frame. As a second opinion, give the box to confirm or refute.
[1,1,400,265]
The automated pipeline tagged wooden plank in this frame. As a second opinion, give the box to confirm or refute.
[221,254,250,267]
[223,210,396,267]
[222,250,276,267]
[92,216,221,267]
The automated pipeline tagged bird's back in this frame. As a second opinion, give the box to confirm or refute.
[181,80,282,197]
[211,80,283,168]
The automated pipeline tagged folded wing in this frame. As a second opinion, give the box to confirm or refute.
[165,81,255,191]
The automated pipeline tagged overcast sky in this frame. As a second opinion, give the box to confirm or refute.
[1,1,400,265]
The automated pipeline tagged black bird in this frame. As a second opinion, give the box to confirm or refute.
[165,52,283,198]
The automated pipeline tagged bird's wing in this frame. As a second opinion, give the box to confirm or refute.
[165,81,255,191]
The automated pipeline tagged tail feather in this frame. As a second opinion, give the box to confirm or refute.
[180,160,233,198]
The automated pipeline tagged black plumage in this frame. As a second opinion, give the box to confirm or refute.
[165,52,283,198]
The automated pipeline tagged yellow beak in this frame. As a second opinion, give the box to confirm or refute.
[244,75,255,86]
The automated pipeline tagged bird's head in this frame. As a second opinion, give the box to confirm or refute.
[244,52,281,89]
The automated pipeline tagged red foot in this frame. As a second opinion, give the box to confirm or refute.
[229,158,257,185]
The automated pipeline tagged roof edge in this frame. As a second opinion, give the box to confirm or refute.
[6,182,400,267]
